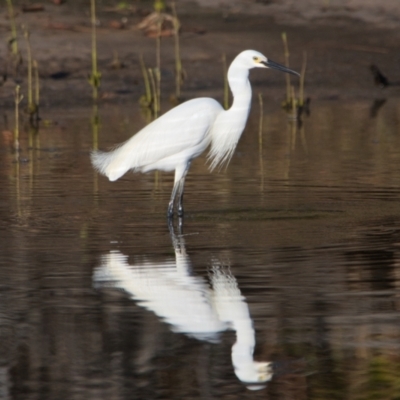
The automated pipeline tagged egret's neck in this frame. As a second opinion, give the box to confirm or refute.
[227,65,252,113]
[207,62,253,170]
[231,318,258,382]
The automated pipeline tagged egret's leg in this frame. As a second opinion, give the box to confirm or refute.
[168,163,190,218]
[178,216,183,234]
[177,178,186,217]
[167,215,176,239]
[177,161,190,217]
[167,181,180,218]
[167,214,184,251]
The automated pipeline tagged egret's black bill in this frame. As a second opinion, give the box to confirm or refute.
[262,59,300,77]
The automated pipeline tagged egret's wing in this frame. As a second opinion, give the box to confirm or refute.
[91,98,222,181]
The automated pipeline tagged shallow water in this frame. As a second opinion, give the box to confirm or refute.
[1,98,400,399]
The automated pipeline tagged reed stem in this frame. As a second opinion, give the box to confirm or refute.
[222,53,229,110]
[171,2,182,100]
[291,85,296,118]
[14,85,23,151]
[299,51,307,107]
[6,0,18,56]
[148,68,158,118]
[258,93,264,148]
[89,0,101,100]
[23,27,36,119]
[281,32,291,105]
[139,54,152,106]
[155,16,162,112]
[33,60,40,111]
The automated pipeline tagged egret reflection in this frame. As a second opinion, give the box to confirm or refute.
[93,225,272,389]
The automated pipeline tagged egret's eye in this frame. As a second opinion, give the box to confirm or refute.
[253,56,259,62]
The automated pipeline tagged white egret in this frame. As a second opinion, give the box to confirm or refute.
[93,227,273,388]
[91,50,299,217]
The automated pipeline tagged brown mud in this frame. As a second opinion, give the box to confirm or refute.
[0,0,399,111]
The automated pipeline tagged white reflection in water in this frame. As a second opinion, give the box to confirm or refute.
[93,228,272,390]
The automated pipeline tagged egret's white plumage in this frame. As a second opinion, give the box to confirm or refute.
[91,49,299,217]
[92,98,221,182]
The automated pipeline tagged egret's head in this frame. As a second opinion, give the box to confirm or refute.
[236,50,300,77]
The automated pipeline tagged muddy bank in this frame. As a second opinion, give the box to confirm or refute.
[0,1,399,111]
[185,0,400,29]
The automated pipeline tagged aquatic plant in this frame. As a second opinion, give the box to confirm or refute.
[299,51,307,108]
[91,103,100,151]
[23,26,39,124]
[14,85,23,152]
[222,53,229,110]
[33,60,40,122]
[258,93,264,190]
[6,0,18,56]
[137,1,169,113]
[154,0,166,12]
[171,2,183,102]
[148,68,159,118]
[258,93,264,147]
[281,33,309,120]
[281,32,291,107]
[88,0,101,100]
[6,0,22,79]
[139,54,153,108]
[138,54,160,119]
[154,19,162,113]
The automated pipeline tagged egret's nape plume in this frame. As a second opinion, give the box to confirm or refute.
[90,49,299,217]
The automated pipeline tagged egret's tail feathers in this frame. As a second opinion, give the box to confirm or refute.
[91,148,131,182]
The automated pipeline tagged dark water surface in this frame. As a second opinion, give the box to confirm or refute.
[1,98,400,399]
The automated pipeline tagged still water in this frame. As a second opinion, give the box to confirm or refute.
[1,98,400,399]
